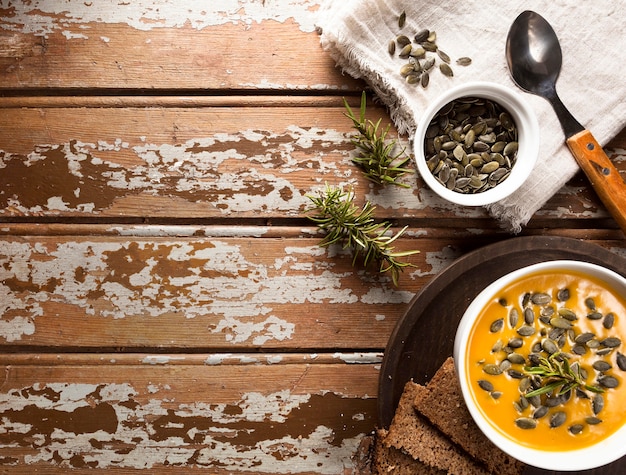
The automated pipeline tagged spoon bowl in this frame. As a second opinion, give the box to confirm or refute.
[505,11,563,100]
[505,10,626,234]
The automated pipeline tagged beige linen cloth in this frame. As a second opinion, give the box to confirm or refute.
[316,0,626,232]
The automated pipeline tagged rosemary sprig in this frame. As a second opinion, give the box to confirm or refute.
[306,184,419,285]
[523,352,604,399]
[343,92,413,188]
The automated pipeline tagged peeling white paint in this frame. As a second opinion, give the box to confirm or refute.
[1,126,352,216]
[211,315,295,345]
[409,246,462,278]
[1,382,364,472]
[0,0,322,37]
[360,287,413,305]
[0,237,383,343]
[142,356,187,365]
[332,352,383,364]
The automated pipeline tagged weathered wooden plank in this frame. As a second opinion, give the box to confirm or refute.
[0,357,379,473]
[1,103,624,223]
[0,234,452,349]
[2,234,624,350]
[0,1,359,92]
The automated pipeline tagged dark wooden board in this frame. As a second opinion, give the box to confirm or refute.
[378,235,626,474]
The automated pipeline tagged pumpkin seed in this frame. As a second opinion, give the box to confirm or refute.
[388,40,396,56]
[509,308,519,327]
[598,375,619,388]
[585,416,602,425]
[558,308,578,320]
[550,411,567,428]
[517,325,536,337]
[483,363,502,375]
[550,317,572,329]
[507,352,526,364]
[585,297,596,310]
[478,379,494,392]
[532,406,549,419]
[439,63,453,77]
[531,292,551,305]
[515,417,537,430]
[592,394,604,415]
[456,56,472,66]
[601,337,621,348]
[542,339,559,354]
[603,312,615,329]
[569,424,584,435]
[592,360,612,372]
[437,49,451,63]
[399,44,412,58]
[574,332,595,344]
[617,352,626,371]
[524,307,535,325]
[414,29,430,43]
[398,11,406,28]
[490,318,504,333]
[557,288,570,301]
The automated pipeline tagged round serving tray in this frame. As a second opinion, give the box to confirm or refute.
[378,236,626,475]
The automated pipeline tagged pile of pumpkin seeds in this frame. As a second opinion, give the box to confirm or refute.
[477,287,625,436]
[424,97,518,194]
[389,10,471,89]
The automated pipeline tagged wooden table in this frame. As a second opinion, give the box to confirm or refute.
[1,1,624,473]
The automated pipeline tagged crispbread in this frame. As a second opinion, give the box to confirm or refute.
[385,380,489,475]
[414,357,525,475]
[372,429,442,474]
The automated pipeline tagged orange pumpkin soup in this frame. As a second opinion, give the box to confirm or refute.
[467,268,626,451]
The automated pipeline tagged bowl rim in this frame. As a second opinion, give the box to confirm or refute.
[453,259,626,471]
[414,81,539,206]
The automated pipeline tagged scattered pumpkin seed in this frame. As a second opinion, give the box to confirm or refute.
[603,312,615,329]
[569,424,584,435]
[598,375,619,388]
[601,337,621,348]
[515,417,537,429]
[585,297,597,310]
[557,288,570,301]
[531,292,552,305]
[398,11,406,28]
[550,411,567,428]
[490,318,504,333]
[592,360,612,372]
[592,394,604,415]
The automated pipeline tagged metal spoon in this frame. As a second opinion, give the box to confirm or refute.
[506,10,626,234]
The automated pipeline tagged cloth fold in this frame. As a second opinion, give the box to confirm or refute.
[316,0,626,232]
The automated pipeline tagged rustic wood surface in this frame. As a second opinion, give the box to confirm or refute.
[1,1,625,473]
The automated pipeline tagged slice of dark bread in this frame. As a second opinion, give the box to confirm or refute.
[385,380,489,475]
[414,357,525,475]
[372,429,442,474]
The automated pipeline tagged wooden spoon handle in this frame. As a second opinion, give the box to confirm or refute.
[566,130,626,236]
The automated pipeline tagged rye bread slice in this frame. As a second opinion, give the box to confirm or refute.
[373,429,443,475]
[414,357,525,475]
[385,381,489,475]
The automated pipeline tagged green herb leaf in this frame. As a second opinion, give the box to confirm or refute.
[343,92,413,188]
[305,183,419,285]
[523,352,604,399]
